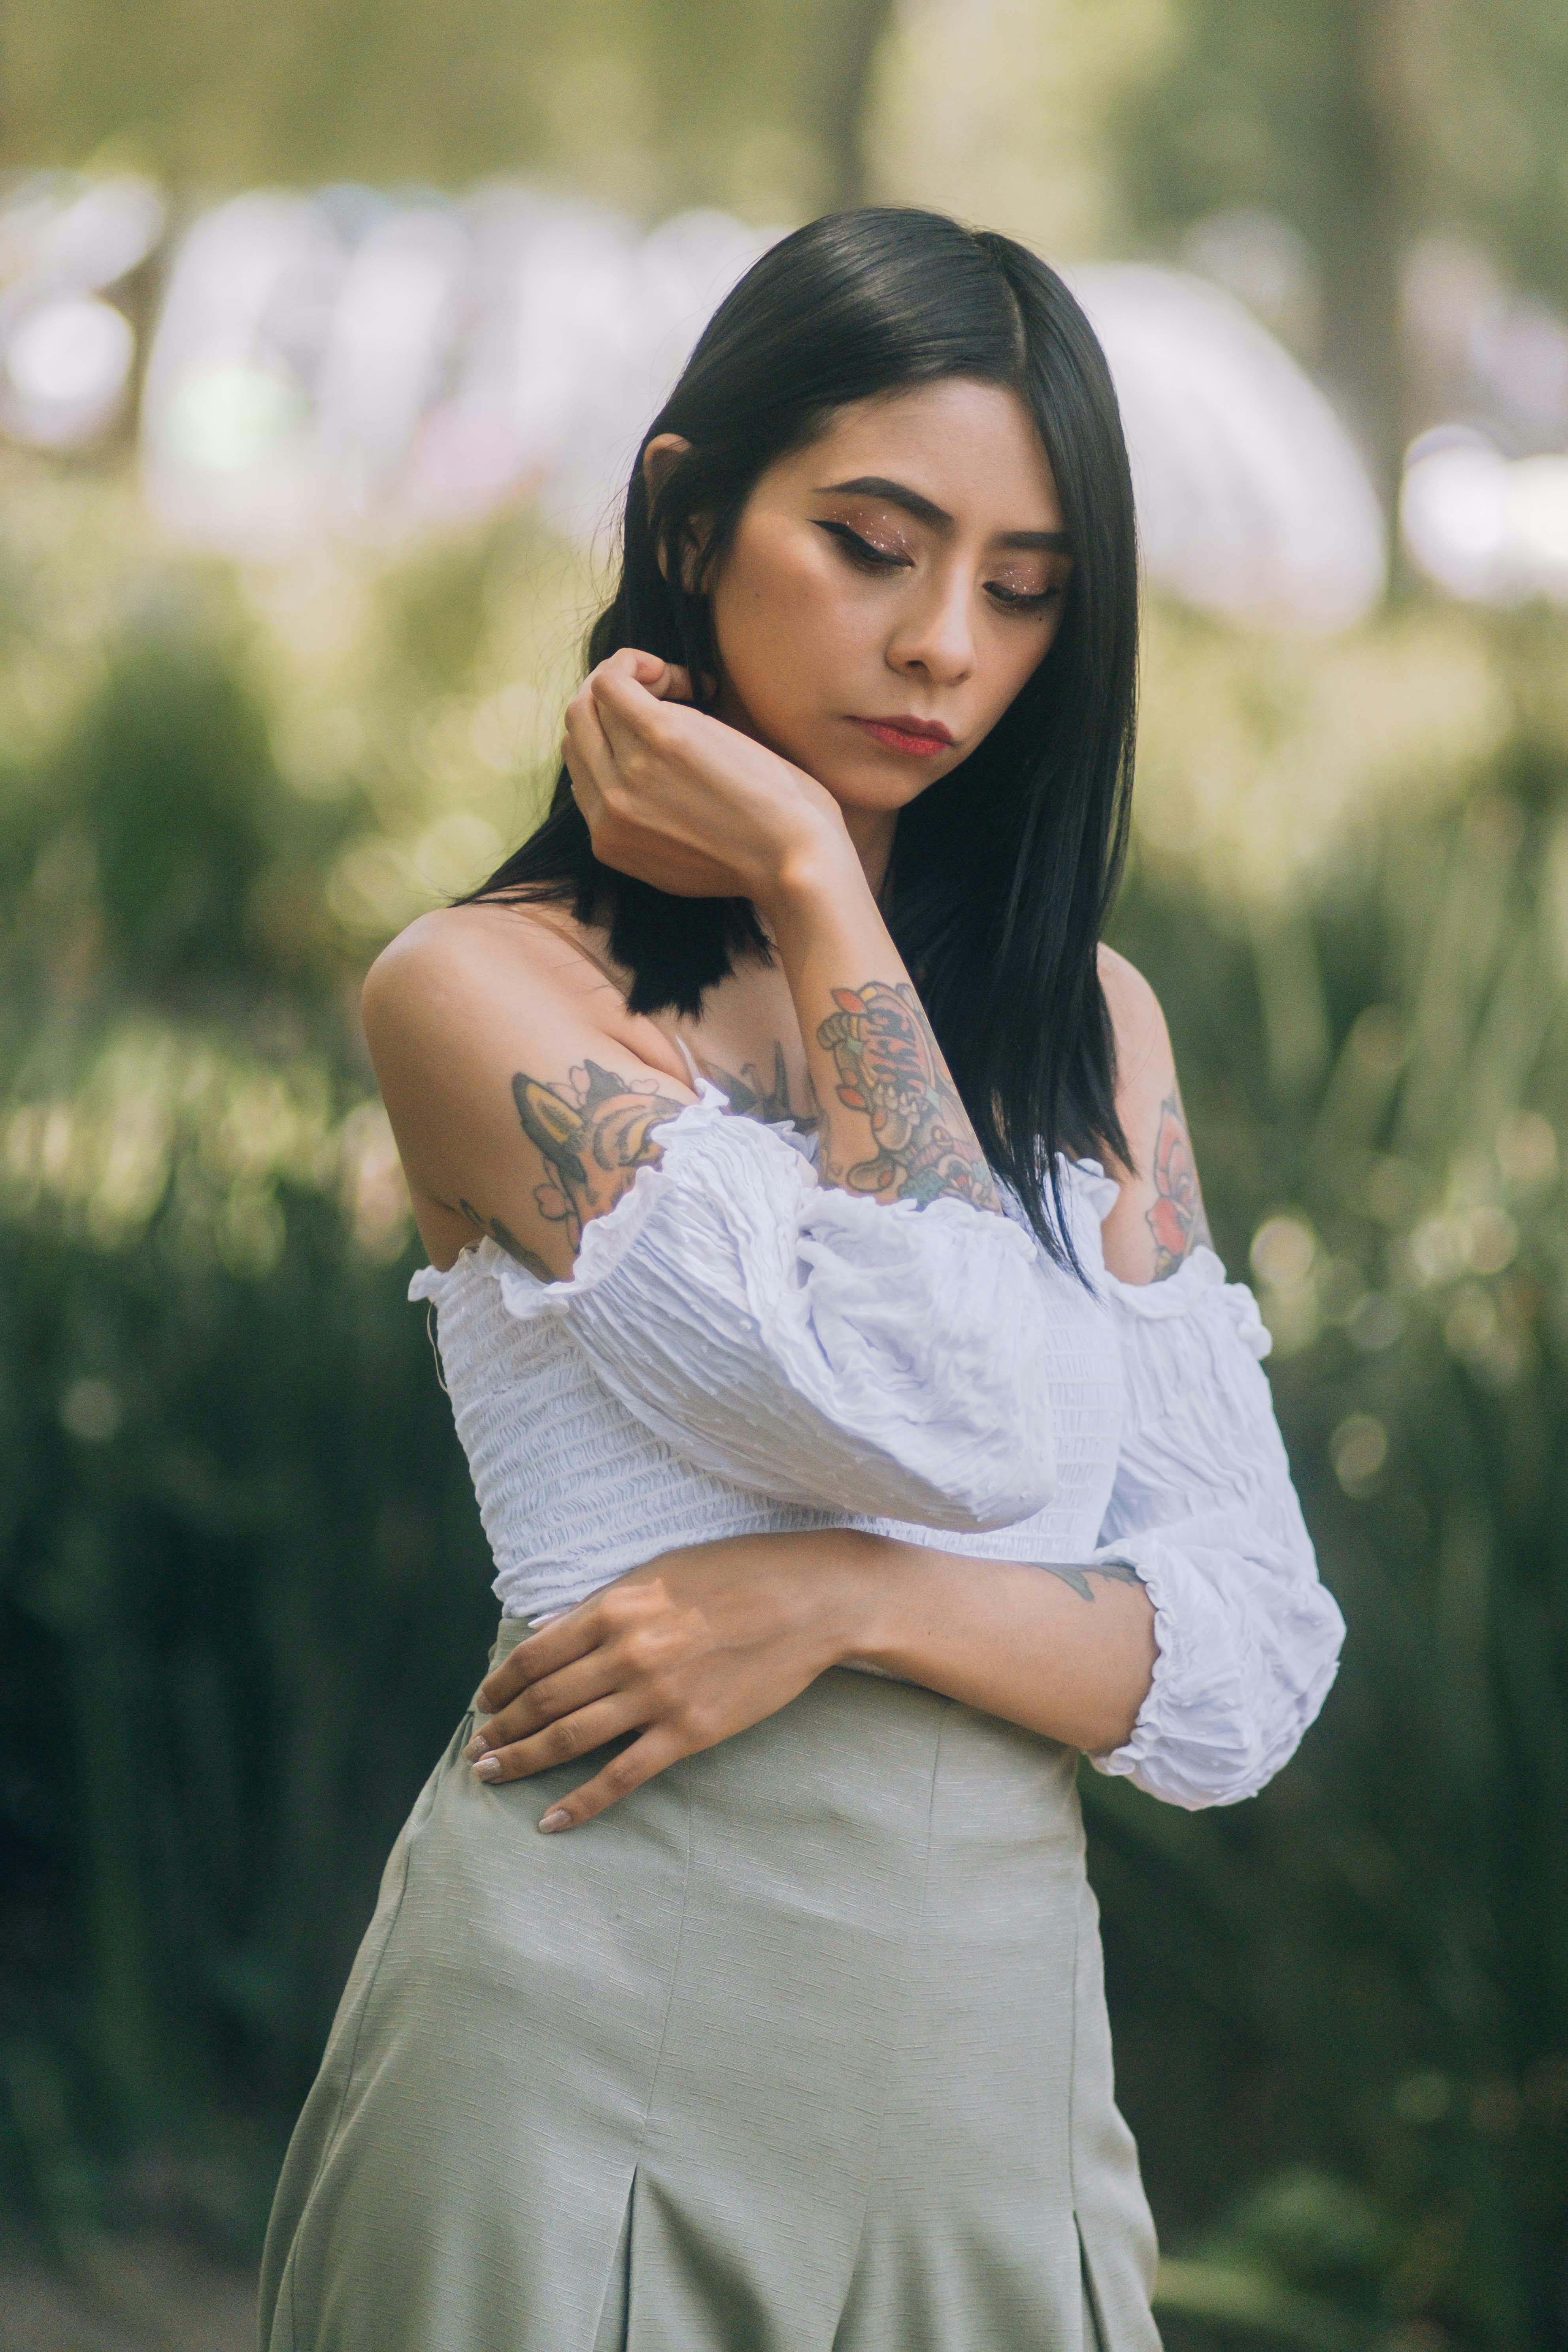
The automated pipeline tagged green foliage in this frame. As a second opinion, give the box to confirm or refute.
[1,0,894,219]
[1098,644,1568,2346]
[0,406,1566,2352]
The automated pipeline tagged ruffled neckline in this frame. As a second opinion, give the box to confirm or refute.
[409,1089,1132,1312]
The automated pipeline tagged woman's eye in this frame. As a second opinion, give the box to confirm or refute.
[987,581,1060,613]
[814,521,909,570]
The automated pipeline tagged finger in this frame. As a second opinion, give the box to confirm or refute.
[601,646,666,688]
[470,1693,644,1785]
[468,1648,619,1754]
[598,648,692,703]
[560,695,617,823]
[477,1601,598,1711]
[591,660,687,737]
[535,1724,688,1830]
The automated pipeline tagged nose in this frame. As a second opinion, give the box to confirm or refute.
[885,563,975,687]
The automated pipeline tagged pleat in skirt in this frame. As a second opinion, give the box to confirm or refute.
[259,1628,1161,2351]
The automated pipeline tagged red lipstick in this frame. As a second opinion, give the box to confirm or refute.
[851,715,955,756]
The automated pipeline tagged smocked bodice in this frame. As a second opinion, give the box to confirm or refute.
[411,1088,1345,1809]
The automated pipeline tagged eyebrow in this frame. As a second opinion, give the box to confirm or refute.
[814,474,1072,552]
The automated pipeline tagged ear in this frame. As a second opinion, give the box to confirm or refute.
[641,432,707,591]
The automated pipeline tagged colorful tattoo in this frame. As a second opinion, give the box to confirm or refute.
[511,1059,687,1252]
[814,979,1000,1211]
[700,1040,818,1133]
[1145,1091,1211,1279]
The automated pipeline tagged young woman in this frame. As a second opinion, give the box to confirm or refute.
[259,207,1345,2352]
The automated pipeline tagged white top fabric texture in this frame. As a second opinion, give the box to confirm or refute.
[411,1085,1345,1810]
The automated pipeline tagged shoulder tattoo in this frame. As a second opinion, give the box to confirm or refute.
[1146,1091,1211,1280]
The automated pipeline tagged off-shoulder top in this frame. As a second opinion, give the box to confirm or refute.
[411,1085,1345,1810]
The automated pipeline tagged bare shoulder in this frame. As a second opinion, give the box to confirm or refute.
[363,902,601,1041]
[359,900,696,1278]
[1093,944,1210,1284]
[1096,942,1172,1109]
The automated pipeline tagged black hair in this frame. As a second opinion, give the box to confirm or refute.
[463,205,1138,1262]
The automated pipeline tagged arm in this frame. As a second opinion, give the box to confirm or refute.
[468,955,1338,1825]
[574,650,1001,1212]
[367,730,1057,1528]
[466,1528,1155,1829]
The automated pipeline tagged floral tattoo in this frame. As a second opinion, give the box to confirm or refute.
[510,1059,687,1252]
[1146,1091,1211,1279]
[814,980,1000,1211]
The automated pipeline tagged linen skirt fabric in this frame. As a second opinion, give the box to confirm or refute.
[259,1627,1161,2351]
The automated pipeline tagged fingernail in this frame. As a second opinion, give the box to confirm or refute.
[464,1735,488,1763]
[538,1807,571,1834]
[472,1756,502,1782]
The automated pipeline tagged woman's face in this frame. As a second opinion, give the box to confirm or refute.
[696,377,1072,817]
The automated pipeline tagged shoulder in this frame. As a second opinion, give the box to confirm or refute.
[360,900,693,1099]
[363,903,583,1035]
[1096,943,1175,1130]
[1092,945,1211,1282]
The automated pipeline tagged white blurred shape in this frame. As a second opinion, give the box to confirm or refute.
[1179,207,1321,355]
[2,295,134,444]
[317,208,470,506]
[1071,263,1387,633]
[1402,427,1568,602]
[0,170,165,294]
[141,185,778,552]
[142,192,345,547]
[0,171,164,449]
[36,175,166,293]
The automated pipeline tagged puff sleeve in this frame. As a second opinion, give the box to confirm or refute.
[1086,1250,1345,1808]
[475,1088,1059,1530]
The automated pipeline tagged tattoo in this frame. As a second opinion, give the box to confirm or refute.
[458,1198,556,1284]
[1035,1557,1143,1601]
[814,980,1000,1211]
[699,1040,818,1132]
[1146,1091,1211,1279]
[511,1058,687,1252]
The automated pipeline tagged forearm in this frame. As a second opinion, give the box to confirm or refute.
[759,845,1001,1212]
[811,1530,1157,1754]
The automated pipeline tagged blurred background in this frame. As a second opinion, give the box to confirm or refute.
[1,1,1566,2345]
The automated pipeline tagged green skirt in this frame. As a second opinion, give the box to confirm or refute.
[259,1629,1160,2351]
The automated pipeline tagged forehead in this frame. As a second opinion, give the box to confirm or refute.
[774,378,1062,532]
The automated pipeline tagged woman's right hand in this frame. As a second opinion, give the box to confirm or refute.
[562,647,853,906]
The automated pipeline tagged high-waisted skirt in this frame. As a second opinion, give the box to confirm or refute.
[259,1624,1162,2351]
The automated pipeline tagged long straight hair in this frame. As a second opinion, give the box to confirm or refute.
[464,207,1138,1262]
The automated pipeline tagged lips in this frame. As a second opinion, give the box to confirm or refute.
[851,715,955,755]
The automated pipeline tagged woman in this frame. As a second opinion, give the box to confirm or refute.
[259,207,1345,2352]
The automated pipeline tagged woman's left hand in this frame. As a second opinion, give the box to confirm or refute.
[464,1532,872,1830]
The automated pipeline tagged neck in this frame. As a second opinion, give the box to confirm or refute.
[841,805,897,903]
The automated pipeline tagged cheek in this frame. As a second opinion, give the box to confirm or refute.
[711,536,868,717]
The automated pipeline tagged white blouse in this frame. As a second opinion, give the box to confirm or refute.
[411,1085,1344,1811]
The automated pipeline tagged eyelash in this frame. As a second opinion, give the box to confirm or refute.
[815,521,1060,615]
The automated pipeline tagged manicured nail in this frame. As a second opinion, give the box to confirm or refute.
[538,1807,571,1833]
[464,1735,488,1763]
[472,1755,502,1782]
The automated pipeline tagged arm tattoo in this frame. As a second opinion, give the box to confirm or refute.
[814,979,1001,1212]
[457,1198,556,1285]
[1146,1090,1211,1280]
[1035,1556,1143,1601]
[511,1058,687,1254]
[699,1039,818,1133]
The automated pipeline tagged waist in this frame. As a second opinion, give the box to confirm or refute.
[487,1620,1087,1874]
